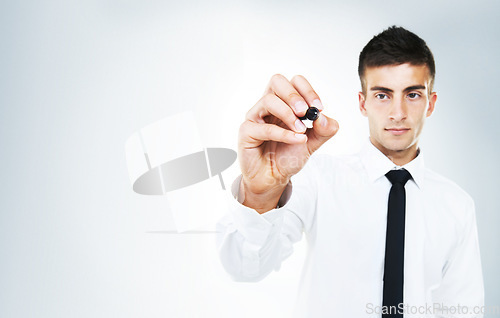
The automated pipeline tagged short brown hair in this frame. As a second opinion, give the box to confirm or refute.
[358,26,435,94]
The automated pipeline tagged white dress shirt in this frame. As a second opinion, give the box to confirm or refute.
[216,141,484,317]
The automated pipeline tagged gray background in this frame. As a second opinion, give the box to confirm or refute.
[1,0,498,317]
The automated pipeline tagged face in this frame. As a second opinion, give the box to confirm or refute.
[358,63,437,165]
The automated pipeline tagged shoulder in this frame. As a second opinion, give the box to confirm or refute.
[424,168,476,224]
[425,168,473,203]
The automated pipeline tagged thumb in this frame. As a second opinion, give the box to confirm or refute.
[306,113,339,154]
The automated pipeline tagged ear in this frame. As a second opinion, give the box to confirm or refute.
[358,92,367,117]
[426,92,437,117]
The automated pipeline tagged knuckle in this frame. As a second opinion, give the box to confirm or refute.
[281,129,290,141]
[244,108,252,119]
[288,92,302,101]
[239,121,249,135]
[264,124,274,137]
[305,88,318,98]
[269,74,288,89]
[291,74,305,83]
[262,93,276,105]
[271,73,285,83]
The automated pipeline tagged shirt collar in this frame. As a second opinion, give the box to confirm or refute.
[359,138,425,189]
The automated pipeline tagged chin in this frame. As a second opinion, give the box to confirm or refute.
[381,140,412,153]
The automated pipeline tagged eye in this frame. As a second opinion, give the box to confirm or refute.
[375,93,389,100]
[407,92,420,99]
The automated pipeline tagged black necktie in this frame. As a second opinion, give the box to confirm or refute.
[382,169,412,318]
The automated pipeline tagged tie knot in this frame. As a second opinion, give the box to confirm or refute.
[385,169,412,186]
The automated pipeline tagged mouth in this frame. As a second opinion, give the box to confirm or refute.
[385,128,410,136]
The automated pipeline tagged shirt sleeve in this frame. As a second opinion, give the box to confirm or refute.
[431,197,485,317]
[216,157,319,282]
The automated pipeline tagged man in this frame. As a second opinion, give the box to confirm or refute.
[217,26,484,317]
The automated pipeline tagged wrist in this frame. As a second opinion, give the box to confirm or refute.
[240,177,289,214]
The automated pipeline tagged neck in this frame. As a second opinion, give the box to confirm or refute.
[386,150,418,166]
[370,138,419,166]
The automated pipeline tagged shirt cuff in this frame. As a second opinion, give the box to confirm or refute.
[226,175,291,246]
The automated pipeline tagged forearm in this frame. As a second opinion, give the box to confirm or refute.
[216,175,301,280]
[217,157,318,281]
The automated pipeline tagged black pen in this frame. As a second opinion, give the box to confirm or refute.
[299,106,320,121]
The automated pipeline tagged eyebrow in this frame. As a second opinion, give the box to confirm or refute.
[370,85,426,93]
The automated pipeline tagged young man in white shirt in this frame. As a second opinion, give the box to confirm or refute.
[217,26,484,317]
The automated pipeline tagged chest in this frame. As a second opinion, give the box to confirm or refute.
[312,180,460,284]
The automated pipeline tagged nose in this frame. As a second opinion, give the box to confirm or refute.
[389,97,407,122]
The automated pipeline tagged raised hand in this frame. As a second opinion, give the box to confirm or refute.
[238,74,339,213]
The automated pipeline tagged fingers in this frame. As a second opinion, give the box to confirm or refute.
[242,73,336,152]
[249,74,321,128]
[246,93,307,133]
[306,113,340,154]
[290,75,324,111]
[239,121,308,149]
[264,74,310,116]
